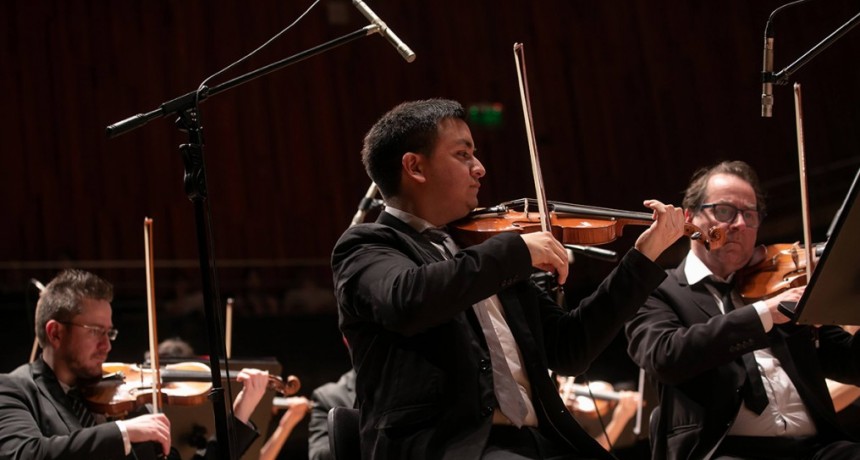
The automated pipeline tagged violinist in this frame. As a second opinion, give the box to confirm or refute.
[144,336,310,460]
[331,98,687,459]
[625,160,860,460]
[0,269,268,460]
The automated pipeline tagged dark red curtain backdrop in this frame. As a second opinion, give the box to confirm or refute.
[2,0,859,300]
[3,0,859,280]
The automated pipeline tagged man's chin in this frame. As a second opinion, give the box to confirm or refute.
[467,199,480,213]
[77,373,103,386]
[721,252,753,272]
[84,361,107,380]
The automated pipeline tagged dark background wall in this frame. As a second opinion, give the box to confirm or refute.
[2,0,859,457]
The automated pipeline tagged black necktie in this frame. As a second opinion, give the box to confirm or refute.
[713,279,769,415]
[67,388,97,427]
[422,228,455,259]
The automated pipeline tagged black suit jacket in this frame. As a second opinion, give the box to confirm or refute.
[0,358,258,460]
[0,358,131,459]
[625,257,860,460]
[331,211,667,459]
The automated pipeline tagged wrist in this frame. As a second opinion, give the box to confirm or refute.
[115,420,131,455]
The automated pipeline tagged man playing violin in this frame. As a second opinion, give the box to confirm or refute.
[331,98,687,459]
[626,160,860,459]
[0,269,267,459]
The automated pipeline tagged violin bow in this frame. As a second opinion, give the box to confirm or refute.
[793,83,816,285]
[633,368,645,436]
[29,279,46,363]
[225,297,234,359]
[144,217,163,412]
[513,43,552,232]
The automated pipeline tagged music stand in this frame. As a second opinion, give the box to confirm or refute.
[792,168,860,325]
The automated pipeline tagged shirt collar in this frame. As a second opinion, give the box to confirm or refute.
[385,205,439,234]
[684,249,733,286]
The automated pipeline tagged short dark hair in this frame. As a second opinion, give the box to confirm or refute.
[682,160,767,216]
[361,99,466,198]
[35,269,113,347]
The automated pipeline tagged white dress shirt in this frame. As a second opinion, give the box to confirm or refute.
[684,250,816,436]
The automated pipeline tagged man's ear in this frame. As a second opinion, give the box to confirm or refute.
[45,320,63,348]
[684,208,694,223]
[402,152,426,184]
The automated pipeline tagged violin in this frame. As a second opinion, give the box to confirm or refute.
[737,242,825,302]
[450,198,726,251]
[82,361,301,417]
[557,377,631,421]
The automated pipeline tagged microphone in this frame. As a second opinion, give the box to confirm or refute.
[761,19,775,117]
[352,0,416,63]
[351,182,383,226]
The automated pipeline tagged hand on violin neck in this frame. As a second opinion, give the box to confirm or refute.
[613,391,641,424]
[520,231,568,285]
[233,368,270,424]
[122,413,172,456]
[634,200,686,261]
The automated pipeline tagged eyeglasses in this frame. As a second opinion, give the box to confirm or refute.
[59,321,119,341]
[699,203,764,228]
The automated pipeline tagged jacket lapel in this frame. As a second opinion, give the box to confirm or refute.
[674,258,722,318]
[32,358,80,432]
[497,290,530,344]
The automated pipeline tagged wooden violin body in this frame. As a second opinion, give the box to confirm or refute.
[83,362,301,417]
[738,242,823,301]
[83,362,211,417]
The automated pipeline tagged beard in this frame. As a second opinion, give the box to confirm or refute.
[68,352,106,384]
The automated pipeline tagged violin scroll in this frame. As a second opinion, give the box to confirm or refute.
[684,223,726,251]
[272,375,301,396]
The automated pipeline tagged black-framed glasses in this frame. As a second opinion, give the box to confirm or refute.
[59,321,119,341]
[699,203,764,228]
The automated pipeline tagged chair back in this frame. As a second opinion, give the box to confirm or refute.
[327,407,360,460]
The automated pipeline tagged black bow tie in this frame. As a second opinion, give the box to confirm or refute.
[709,277,734,296]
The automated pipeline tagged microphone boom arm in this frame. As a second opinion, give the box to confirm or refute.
[772,10,860,86]
[107,25,380,138]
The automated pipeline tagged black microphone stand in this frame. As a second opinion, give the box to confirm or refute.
[106,23,385,460]
[767,10,860,86]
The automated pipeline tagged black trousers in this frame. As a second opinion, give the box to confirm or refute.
[482,425,598,460]
[714,435,860,460]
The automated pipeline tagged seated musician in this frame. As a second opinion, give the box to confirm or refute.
[625,160,860,459]
[0,269,266,459]
[149,333,311,460]
[331,98,687,458]
[307,368,356,460]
